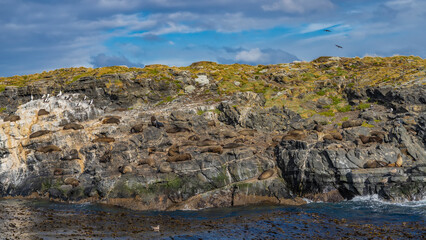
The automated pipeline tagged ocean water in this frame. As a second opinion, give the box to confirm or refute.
[0,195,425,239]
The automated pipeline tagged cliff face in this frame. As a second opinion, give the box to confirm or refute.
[0,56,425,210]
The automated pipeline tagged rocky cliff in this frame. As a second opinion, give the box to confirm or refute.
[0,56,425,210]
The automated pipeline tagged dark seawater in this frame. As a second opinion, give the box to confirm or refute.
[0,195,425,239]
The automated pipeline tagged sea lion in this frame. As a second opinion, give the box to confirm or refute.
[37,109,50,116]
[258,169,275,180]
[4,115,20,122]
[92,137,115,143]
[314,124,324,132]
[138,158,155,167]
[99,151,111,163]
[197,139,218,147]
[238,129,256,136]
[130,123,144,133]
[159,162,172,173]
[167,153,192,162]
[342,119,363,129]
[63,123,84,130]
[148,147,156,155]
[364,160,387,168]
[53,168,63,176]
[29,130,51,139]
[168,145,180,156]
[64,177,79,187]
[37,145,62,153]
[222,130,238,138]
[282,130,306,141]
[201,146,223,154]
[102,116,120,125]
[222,143,244,149]
[188,135,200,141]
[330,131,343,141]
[118,165,132,174]
[61,149,79,161]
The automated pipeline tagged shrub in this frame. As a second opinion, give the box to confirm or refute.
[337,105,352,112]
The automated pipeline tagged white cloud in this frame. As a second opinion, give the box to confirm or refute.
[262,0,334,14]
[235,48,264,62]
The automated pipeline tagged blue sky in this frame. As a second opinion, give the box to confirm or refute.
[0,0,425,76]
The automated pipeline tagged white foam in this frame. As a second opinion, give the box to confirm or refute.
[350,194,426,208]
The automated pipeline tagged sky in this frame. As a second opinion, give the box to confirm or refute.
[0,0,425,76]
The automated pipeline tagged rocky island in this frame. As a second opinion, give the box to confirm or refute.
[0,56,425,211]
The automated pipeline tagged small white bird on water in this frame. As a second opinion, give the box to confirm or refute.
[84,95,87,100]
[30,95,33,101]
[57,90,62,97]
[89,99,93,105]
[151,225,160,232]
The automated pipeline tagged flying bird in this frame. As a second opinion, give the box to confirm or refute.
[335,44,343,49]
[324,29,331,32]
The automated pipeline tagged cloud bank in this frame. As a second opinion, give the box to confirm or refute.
[0,0,424,76]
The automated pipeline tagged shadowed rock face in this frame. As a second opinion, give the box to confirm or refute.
[0,59,425,210]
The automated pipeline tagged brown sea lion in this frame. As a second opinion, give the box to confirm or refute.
[130,123,144,133]
[61,149,80,161]
[63,123,84,130]
[188,135,200,141]
[167,153,192,162]
[118,165,132,174]
[197,139,218,147]
[37,145,61,153]
[99,151,111,163]
[29,130,51,139]
[200,146,223,154]
[364,160,387,168]
[282,130,306,141]
[342,119,363,128]
[4,115,20,122]
[138,158,155,167]
[222,143,244,149]
[64,177,79,187]
[168,145,180,156]
[258,169,275,180]
[159,162,172,173]
[92,137,115,143]
[37,109,50,116]
[53,168,63,176]
[102,117,120,124]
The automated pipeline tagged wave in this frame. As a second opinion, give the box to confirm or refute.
[350,194,426,208]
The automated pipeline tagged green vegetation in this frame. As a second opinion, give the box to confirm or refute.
[361,122,375,128]
[0,56,424,117]
[0,107,6,113]
[318,109,335,117]
[341,117,349,121]
[337,105,352,112]
[197,109,206,115]
[357,103,371,110]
